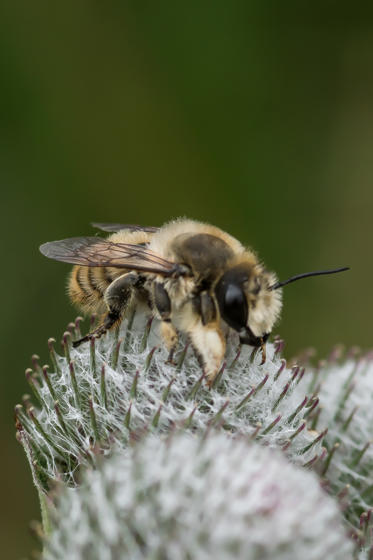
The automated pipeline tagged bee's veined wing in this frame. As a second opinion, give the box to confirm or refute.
[39,237,177,275]
[91,222,160,233]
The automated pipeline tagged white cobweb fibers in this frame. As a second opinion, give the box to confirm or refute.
[312,350,373,542]
[17,317,373,557]
[43,431,353,560]
[16,314,328,490]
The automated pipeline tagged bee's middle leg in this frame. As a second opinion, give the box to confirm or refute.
[73,272,139,347]
[153,282,179,362]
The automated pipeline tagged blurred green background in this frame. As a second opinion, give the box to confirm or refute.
[1,2,372,557]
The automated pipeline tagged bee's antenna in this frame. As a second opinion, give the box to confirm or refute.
[270,267,350,291]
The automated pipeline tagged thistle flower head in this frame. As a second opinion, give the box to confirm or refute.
[16,316,327,491]
[43,431,353,560]
[312,349,373,551]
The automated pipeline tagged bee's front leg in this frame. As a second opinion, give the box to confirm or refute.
[239,328,269,365]
[73,272,139,347]
[188,321,226,388]
[186,291,225,387]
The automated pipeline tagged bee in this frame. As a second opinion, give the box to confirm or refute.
[40,219,349,385]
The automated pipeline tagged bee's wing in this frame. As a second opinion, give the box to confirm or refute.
[91,222,160,233]
[39,237,176,275]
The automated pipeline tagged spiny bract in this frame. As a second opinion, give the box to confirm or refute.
[16,315,326,491]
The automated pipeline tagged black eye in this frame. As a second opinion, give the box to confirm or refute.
[216,282,248,331]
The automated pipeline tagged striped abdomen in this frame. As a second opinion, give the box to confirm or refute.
[69,265,124,314]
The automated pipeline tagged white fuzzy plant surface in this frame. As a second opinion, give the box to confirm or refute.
[310,348,373,551]
[42,431,354,560]
[16,316,373,557]
[16,314,327,494]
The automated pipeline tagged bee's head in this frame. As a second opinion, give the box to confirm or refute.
[214,263,282,346]
[215,262,349,346]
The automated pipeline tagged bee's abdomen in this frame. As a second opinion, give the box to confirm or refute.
[68,265,118,313]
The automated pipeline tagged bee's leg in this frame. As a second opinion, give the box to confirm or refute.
[239,329,269,365]
[153,282,179,363]
[260,339,266,364]
[73,272,139,347]
[161,322,179,363]
[187,292,225,386]
[188,322,226,388]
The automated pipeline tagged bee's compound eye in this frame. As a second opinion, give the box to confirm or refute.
[217,282,248,331]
